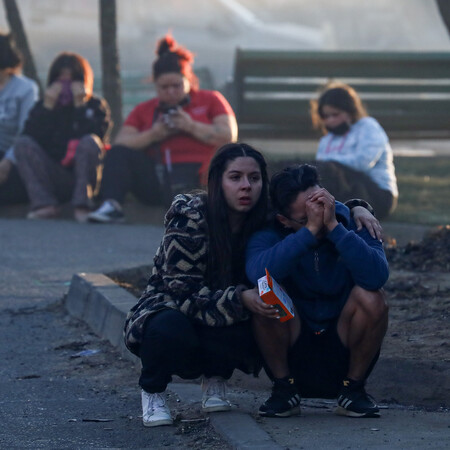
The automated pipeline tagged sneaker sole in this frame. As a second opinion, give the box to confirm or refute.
[143,418,173,427]
[335,406,380,418]
[87,214,125,224]
[202,404,232,413]
[259,406,301,418]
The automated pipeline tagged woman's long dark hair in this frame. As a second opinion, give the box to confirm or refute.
[207,143,268,289]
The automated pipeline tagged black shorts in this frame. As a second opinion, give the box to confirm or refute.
[284,320,378,399]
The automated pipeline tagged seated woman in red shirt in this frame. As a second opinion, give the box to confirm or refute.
[88,34,238,223]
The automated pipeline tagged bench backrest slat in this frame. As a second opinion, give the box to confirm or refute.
[232,50,450,139]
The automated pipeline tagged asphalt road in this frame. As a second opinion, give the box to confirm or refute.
[0,218,232,449]
[1,217,449,449]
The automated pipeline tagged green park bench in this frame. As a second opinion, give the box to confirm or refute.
[228,50,450,139]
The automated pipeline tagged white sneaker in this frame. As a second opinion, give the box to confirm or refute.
[87,199,125,223]
[201,376,232,412]
[141,390,173,427]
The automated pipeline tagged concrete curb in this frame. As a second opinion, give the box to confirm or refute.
[209,413,284,450]
[65,272,450,411]
[66,272,139,365]
[65,272,284,448]
[168,382,282,449]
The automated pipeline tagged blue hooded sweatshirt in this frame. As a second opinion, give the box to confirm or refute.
[245,202,389,332]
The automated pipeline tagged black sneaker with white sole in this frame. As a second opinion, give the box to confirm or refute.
[336,378,380,418]
[87,200,125,224]
[259,377,301,418]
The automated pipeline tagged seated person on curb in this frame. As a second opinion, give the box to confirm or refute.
[123,143,268,427]
[0,32,39,206]
[88,34,237,223]
[245,164,389,419]
[15,52,111,222]
[311,82,398,220]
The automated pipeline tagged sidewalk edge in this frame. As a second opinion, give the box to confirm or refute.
[65,272,450,411]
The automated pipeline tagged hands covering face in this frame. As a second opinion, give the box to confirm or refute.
[70,81,86,107]
[305,189,383,240]
[43,82,63,109]
[305,188,338,236]
[43,80,86,109]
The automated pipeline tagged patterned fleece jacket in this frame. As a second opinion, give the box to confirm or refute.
[124,193,250,356]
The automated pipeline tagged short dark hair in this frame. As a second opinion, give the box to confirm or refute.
[207,142,268,288]
[47,52,94,97]
[0,32,22,71]
[270,164,319,217]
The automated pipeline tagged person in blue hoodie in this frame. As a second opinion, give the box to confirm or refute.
[245,163,389,419]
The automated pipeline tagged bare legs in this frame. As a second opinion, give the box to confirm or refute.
[252,313,300,379]
[252,286,388,382]
[337,286,388,381]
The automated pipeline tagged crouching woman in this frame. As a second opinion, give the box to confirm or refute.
[123,143,268,427]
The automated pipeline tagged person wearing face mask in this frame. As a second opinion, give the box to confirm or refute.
[310,83,398,220]
[14,52,111,222]
[87,33,237,223]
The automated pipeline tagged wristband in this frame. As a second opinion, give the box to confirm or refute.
[344,198,375,217]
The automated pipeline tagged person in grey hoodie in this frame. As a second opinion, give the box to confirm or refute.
[0,32,38,205]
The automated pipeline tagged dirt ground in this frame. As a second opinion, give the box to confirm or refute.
[109,226,450,365]
[383,226,450,361]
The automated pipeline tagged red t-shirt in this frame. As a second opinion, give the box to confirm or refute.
[124,89,235,178]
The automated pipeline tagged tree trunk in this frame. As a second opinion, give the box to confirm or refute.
[99,0,123,139]
[437,0,450,35]
[2,0,42,94]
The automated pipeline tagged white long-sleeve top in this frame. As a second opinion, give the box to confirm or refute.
[316,116,398,197]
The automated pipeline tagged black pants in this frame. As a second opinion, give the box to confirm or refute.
[315,161,397,220]
[139,309,261,393]
[0,164,28,205]
[99,145,201,207]
[99,145,162,205]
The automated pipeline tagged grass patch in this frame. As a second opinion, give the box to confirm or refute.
[388,156,450,226]
[265,154,450,226]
